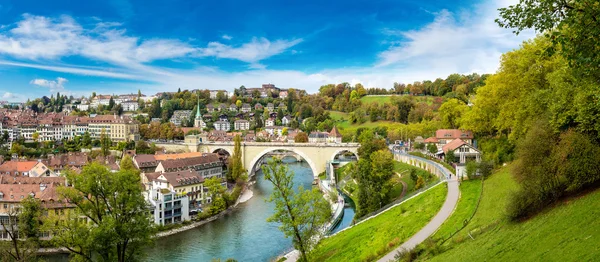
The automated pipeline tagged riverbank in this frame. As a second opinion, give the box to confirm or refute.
[238,188,254,203]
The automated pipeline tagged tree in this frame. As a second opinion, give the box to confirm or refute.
[427,143,438,154]
[262,158,331,262]
[108,97,115,109]
[282,127,288,136]
[32,132,39,143]
[294,132,308,143]
[236,100,242,108]
[496,0,600,79]
[0,197,42,262]
[100,129,111,156]
[52,163,153,262]
[205,177,227,215]
[120,155,136,170]
[228,135,246,183]
[438,98,469,129]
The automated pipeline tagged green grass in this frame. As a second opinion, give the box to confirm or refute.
[360,95,393,104]
[328,110,349,121]
[425,165,600,261]
[360,95,441,106]
[432,179,483,240]
[310,183,448,262]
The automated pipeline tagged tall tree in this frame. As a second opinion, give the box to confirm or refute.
[497,0,600,79]
[100,129,111,156]
[0,197,42,262]
[52,163,154,262]
[228,135,246,183]
[262,159,331,262]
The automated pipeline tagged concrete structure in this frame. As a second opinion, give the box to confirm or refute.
[156,139,360,178]
[214,121,231,131]
[234,120,250,131]
[170,110,192,126]
[146,186,190,225]
[121,100,139,111]
[209,90,229,99]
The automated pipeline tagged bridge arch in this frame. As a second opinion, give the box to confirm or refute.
[248,147,319,178]
[212,147,233,156]
[330,149,359,162]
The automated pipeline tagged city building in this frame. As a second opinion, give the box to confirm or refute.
[154,154,224,180]
[170,110,192,126]
[266,103,274,112]
[254,103,263,110]
[308,131,329,143]
[229,104,237,112]
[442,139,481,179]
[207,104,215,112]
[265,126,284,136]
[282,115,292,126]
[145,185,190,225]
[209,90,229,99]
[214,120,231,131]
[265,118,275,127]
[241,103,251,113]
[328,126,342,144]
[121,100,139,111]
[194,99,206,129]
[234,120,250,131]
[0,161,55,177]
[279,90,288,99]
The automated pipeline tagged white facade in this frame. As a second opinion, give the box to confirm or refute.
[209,90,229,99]
[146,186,190,225]
[234,120,250,131]
[121,101,139,111]
[265,118,275,127]
[76,104,90,111]
[214,121,231,131]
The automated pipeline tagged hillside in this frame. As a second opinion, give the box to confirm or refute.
[420,166,600,261]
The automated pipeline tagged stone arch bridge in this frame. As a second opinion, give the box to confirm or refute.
[155,140,360,178]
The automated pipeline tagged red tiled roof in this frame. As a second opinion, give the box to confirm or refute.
[329,126,342,138]
[424,137,439,143]
[0,161,38,173]
[435,129,473,140]
[442,138,468,153]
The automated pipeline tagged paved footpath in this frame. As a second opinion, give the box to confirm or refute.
[378,176,460,262]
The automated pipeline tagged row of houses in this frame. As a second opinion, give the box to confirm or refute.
[134,152,226,225]
[0,110,140,142]
[416,129,481,179]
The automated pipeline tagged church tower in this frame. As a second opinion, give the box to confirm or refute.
[194,95,206,129]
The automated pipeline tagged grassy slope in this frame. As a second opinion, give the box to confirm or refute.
[432,179,482,240]
[360,95,438,106]
[310,184,448,262]
[427,166,600,261]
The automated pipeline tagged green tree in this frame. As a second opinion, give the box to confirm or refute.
[100,129,111,156]
[438,98,469,129]
[262,158,331,262]
[32,132,39,143]
[120,155,136,170]
[0,197,43,262]
[497,0,600,79]
[52,163,153,262]
[235,100,242,108]
[205,177,227,215]
[228,135,247,183]
[427,143,438,154]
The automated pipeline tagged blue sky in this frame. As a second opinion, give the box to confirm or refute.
[0,0,532,101]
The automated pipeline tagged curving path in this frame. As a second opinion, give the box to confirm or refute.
[378,154,460,262]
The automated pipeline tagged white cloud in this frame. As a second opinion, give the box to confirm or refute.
[30,77,68,92]
[2,92,17,99]
[375,0,533,75]
[222,34,232,40]
[197,37,303,64]
[0,0,531,98]
[0,14,300,68]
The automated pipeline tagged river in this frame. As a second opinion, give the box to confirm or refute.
[45,157,356,261]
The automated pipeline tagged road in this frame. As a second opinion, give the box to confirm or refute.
[378,154,460,262]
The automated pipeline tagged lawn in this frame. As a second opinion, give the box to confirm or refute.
[360,95,393,104]
[310,183,448,262]
[432,178,483,240]
[360,95,441,106]
[425,165,600,261]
